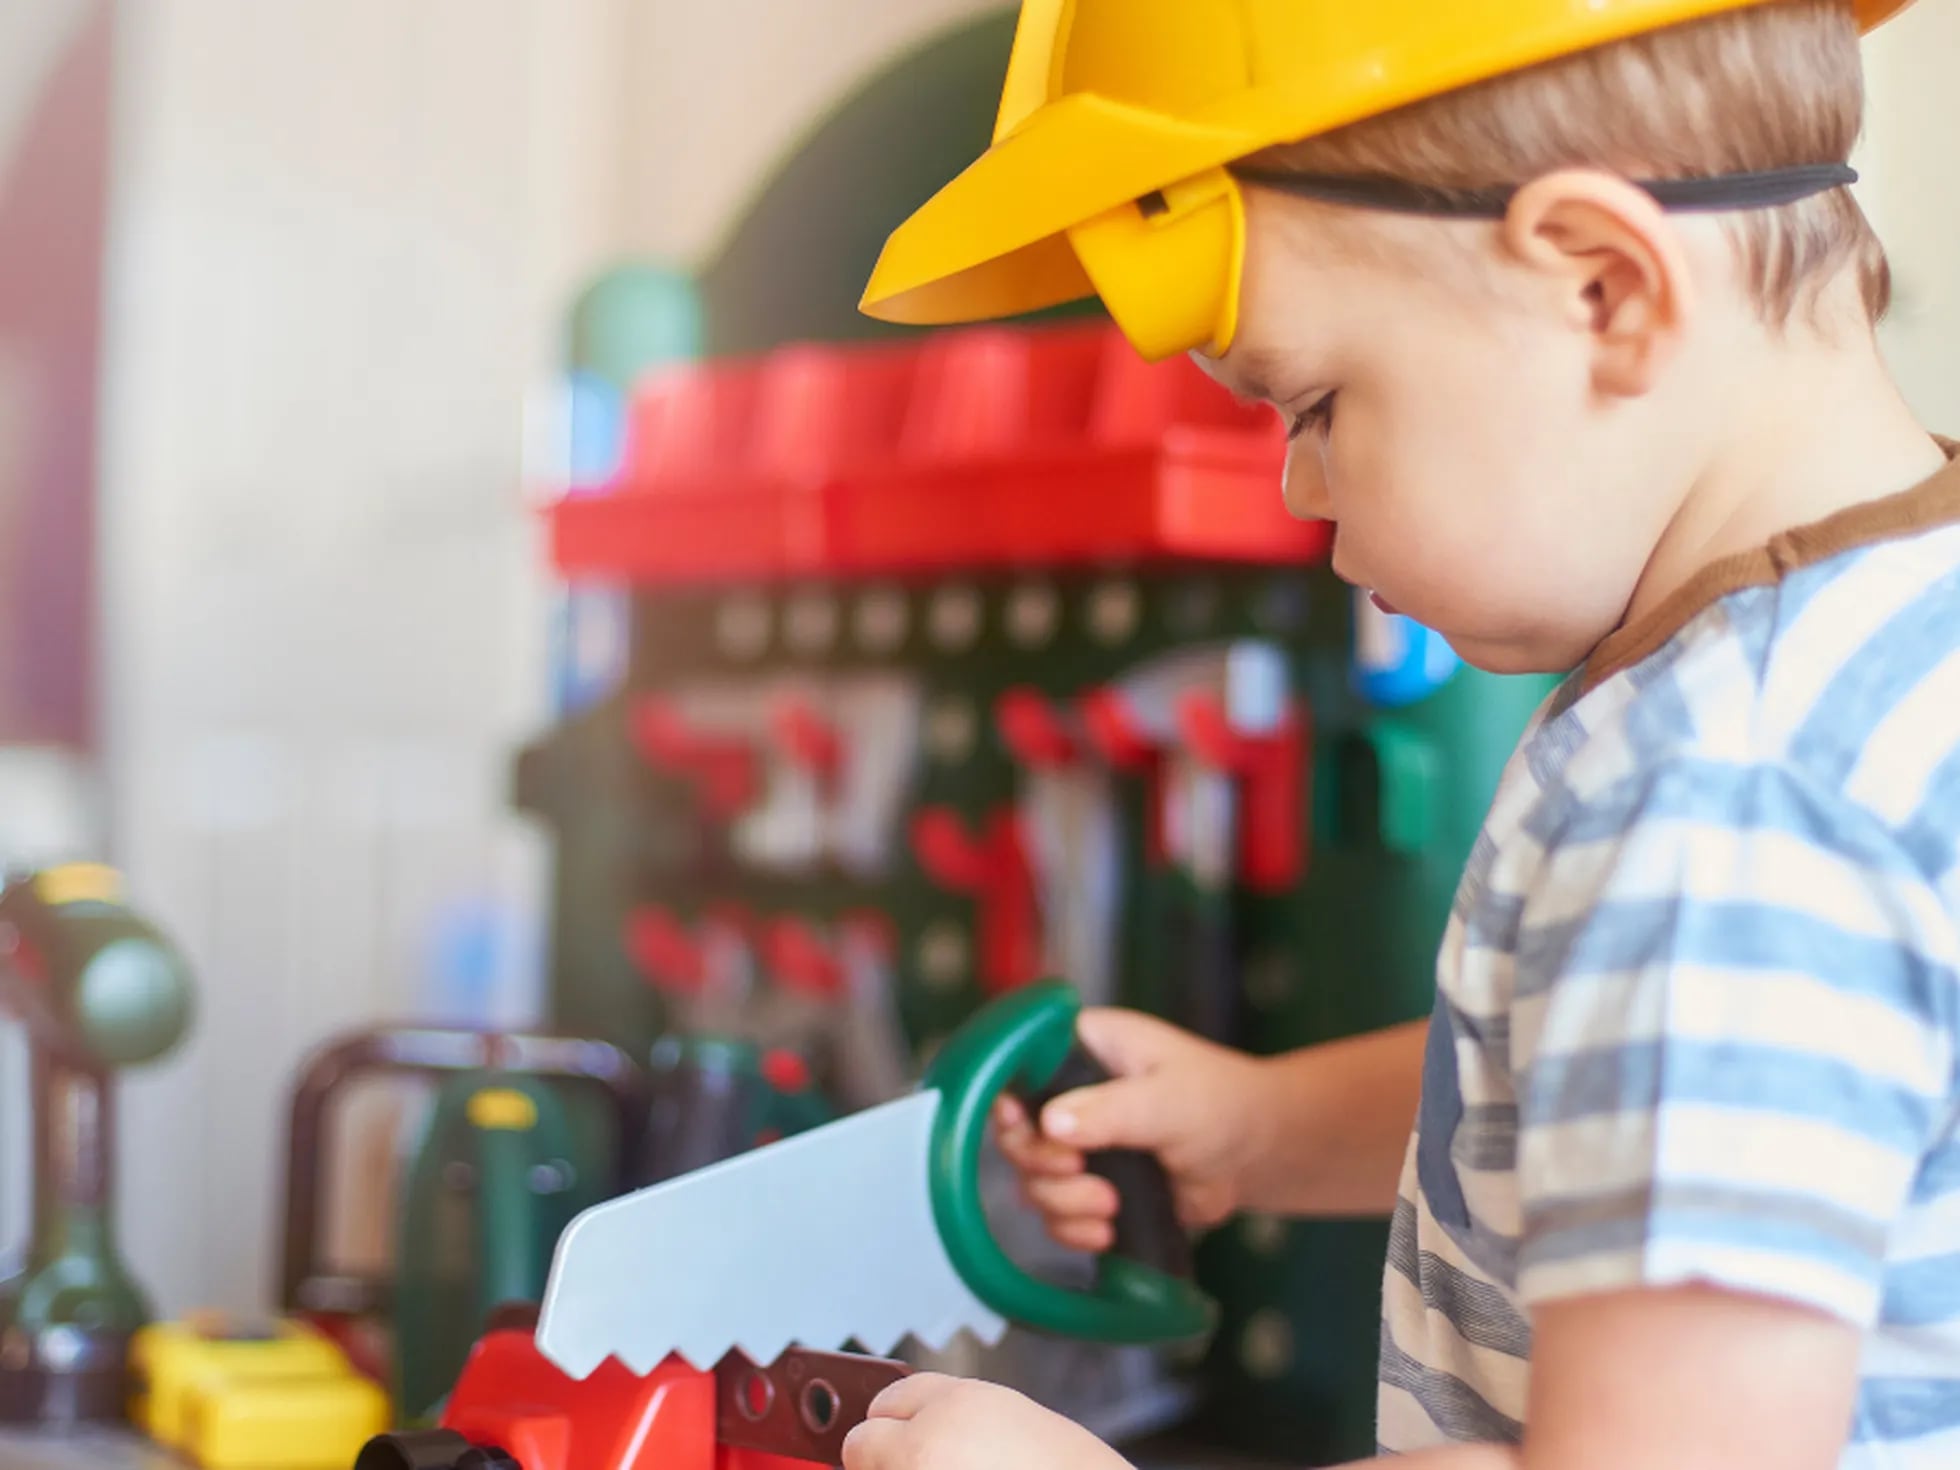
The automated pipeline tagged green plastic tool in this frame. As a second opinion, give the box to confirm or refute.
[0,866,195,1427]
[394,1072,602,1422]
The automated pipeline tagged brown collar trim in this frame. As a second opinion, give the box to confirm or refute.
[1581,438,1960,693]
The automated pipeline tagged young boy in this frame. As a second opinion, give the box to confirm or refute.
[842,1,1955,1467]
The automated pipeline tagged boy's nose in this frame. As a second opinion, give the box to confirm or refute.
[1282,438,1335,522]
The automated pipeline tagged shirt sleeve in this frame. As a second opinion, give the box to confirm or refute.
[1512,758,1960,1327]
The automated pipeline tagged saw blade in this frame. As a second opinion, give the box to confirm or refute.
[535,1091,1008,1378]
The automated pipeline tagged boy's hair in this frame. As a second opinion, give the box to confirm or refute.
[1253,0,1888,325]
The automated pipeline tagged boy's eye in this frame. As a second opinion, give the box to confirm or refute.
[1286,391,1338,442]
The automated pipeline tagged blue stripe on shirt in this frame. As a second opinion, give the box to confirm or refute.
[1523,1183,1891,1284]
[1521,1039,1940,1150]
[1516,898,1951,1017]
[1522,763,1930,882]
[1882,1253,1960,1327]
[1792,569,1960,784]
[1853,1377,1960,1442]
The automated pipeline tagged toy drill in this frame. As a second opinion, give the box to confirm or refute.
[0,863,195,1426]
[280,1026,645,1422]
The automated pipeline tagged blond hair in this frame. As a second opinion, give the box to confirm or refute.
[1255,0,1888,325]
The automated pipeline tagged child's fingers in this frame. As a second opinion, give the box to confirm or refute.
[1053,1217,1116,1254]
[1037,1074,1174,1155]
[865,1373,955,1421]
[840,1417,899,1469]
[995,1099,1087,1178]
[1022,1171,1121,1222]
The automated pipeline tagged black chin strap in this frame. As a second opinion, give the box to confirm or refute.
[1227,162,1858,218]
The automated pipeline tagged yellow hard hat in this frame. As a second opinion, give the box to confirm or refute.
[861,0,1916,362]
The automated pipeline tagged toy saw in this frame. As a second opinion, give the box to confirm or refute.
[534,981,1216,1379]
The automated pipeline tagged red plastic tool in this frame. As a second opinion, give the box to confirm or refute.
[760,918,845,1002]
[767,697,842,783]
[909,806,1041,996]
[1079,686,1311,892]
[624,906,706,997]
[1175,691,1312,892]
[362,1328,906,1470]
[629,699,761,818]
[994,687,1079,769]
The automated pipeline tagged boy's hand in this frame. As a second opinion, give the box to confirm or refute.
[994,1007,1273,1251]
[842,1374,1127,1470]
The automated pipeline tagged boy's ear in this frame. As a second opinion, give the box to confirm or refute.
[1501,169,1696,399]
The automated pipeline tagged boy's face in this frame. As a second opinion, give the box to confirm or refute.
[1199,187,1719,676]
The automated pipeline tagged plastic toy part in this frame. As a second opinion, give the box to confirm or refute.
[533,1090,1005,1377]
[1078,669,1309,892]
[1079,686,1161,773]
[924,980,1216,1344]
[550,324,1326,586]
[130,1316,388,1470]
[568,262,703,395]
[276,1027,638,1356]
[1174,691,1311,892]
[563,371,628,486]
[712,1346,910,1465]
[623,907,707,997]
[768,697,842,781]
[360,1330,904,1470]
[393,1067,602,1423]
[628,699,762,817]
[1351,722,1444,856]
[0,868,197,1428]
[760,919,844,1002]
[837,910,896,963]
[1352,591,1462,709]
[994,688,1080,769]
[636,1034,830,1187]
[909,807,1040,996]
[440,1330,720,1470]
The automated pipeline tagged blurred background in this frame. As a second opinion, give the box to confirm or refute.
[0,2,1955,1465]
[8,0,1008,1318]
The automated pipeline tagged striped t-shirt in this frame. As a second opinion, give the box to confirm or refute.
[1380,445,1960,1466]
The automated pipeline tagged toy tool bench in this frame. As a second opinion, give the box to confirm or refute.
[516,318,1553,1464]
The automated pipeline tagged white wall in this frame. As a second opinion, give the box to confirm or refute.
[619,0,1010,262]
[100,0,998,1319]
[100,0,634,1317]
[1864,0,1960,426]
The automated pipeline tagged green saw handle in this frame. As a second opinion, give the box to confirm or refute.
[924,979,1216,1344]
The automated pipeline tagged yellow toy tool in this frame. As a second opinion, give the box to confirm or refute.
[861,0,1916,361]
[129,1315,388,1470]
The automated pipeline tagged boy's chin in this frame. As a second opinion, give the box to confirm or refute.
[1448,629,1589,679]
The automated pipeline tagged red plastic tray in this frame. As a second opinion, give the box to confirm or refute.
[550,323,1328,585]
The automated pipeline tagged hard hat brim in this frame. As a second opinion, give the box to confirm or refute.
[861,93,1260,327]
